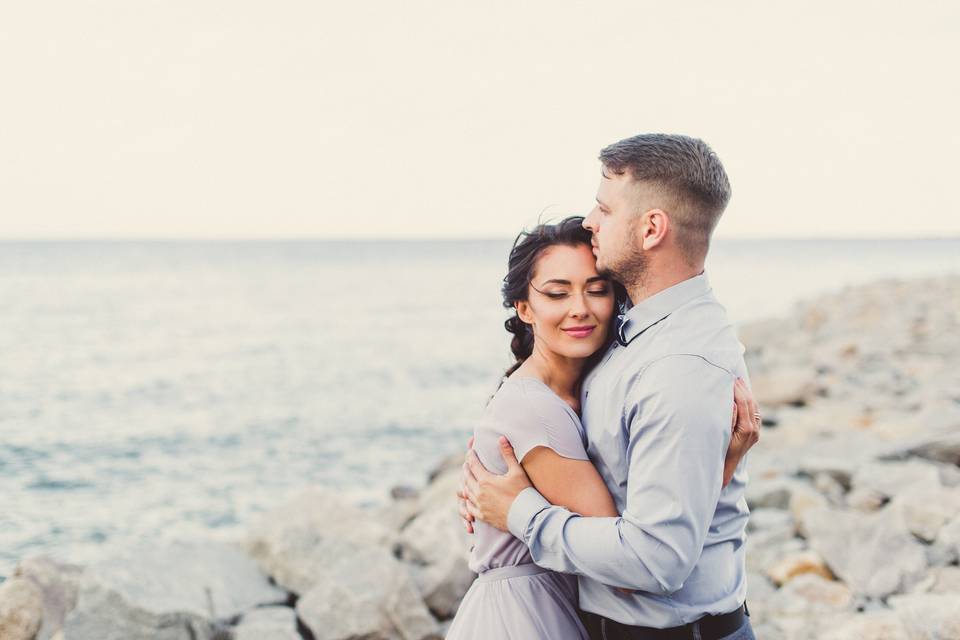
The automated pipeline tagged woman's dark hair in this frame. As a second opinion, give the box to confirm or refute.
[500,215,624,380]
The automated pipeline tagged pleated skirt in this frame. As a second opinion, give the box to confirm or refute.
[445,564,590,640]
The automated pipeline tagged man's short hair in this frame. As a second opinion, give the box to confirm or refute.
[599,134,731,261]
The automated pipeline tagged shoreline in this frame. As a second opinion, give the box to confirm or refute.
[2,274,959,639]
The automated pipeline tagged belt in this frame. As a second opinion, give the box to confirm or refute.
[580,604,748,640]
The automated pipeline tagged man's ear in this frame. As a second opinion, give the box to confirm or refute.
[516,300,535,325]
[640,209,670,250]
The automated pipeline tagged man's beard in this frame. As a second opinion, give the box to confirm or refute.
[599,237,648,291]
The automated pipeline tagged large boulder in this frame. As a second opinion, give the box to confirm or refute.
[750,366,820,408]
[801,506,928,600]
[4,556,82,640]
[889,486,960,544]
[762,574,854,639]
[294,542,440,640]
[232,606,301,640]
[820,612,908,640]
[244,487,440,639]
[765,550,833,587]
[0,575,43,640]
[244,485,395,595]
[62,540,286,640]
[397,469,475,619]
[889,593,960,639]
[851,459,944,500]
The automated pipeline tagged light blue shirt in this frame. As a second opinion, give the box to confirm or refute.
[506,273,750,628]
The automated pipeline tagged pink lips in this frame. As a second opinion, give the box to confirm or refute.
[562,326,596,338]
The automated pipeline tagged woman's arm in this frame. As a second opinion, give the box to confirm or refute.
[520,446,633,594]
[519,447,617,517]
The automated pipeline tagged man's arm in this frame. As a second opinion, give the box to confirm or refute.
[503,356,735,593]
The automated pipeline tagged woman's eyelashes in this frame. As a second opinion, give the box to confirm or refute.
[542,288,610,299]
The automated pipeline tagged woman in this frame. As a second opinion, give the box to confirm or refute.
[446,216,754,639]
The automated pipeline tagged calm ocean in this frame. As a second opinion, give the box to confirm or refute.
[1,238,958,577]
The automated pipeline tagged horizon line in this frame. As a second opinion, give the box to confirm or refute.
[1,234,959,243]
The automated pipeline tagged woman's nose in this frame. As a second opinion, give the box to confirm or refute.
[569,295,590,318]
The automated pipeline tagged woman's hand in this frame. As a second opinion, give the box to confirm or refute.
[723,377,761,487]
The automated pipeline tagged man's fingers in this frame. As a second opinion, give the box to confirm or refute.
[467,435,475,449]
[733,379,751,432]
[466,449,491,480]
[463,461,481,497]
[458,499,475,532]
[498,436,521,472]
[464,496,482,520]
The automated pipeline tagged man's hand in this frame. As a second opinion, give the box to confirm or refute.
[723,377,761,487]
[461,436,533,532]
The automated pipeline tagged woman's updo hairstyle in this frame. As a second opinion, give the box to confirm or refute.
[501,215,596,378]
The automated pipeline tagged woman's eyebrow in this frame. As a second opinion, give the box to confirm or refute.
[537,276,608,286]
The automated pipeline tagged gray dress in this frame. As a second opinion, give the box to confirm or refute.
[445,376,591,640]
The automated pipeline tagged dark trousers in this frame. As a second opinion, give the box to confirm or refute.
[578,608,755,640]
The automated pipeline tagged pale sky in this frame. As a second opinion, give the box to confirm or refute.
[1,1,958,239]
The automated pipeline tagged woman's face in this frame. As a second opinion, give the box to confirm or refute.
[516,243,615,360]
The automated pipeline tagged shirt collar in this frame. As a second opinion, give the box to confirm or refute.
[617,273,712,346]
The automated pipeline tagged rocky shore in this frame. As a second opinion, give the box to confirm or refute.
[1,275,958,640]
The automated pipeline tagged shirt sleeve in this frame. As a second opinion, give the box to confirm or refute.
[506,355,734,593]
[488,380,590,464]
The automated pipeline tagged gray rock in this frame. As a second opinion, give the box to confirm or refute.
[746,477,804,510]
[747,508,796,535]
[820,612,908,640]
[390,484,421,501]
[759,575,857,640]
[751,366,820,408]
[746,536,808,576]
[9,556,82,640]
[911,566,960,595]
[880,432,960,466]
[934,515,960,564]
[890,485,960,543]
[851,460,943,499]
[889,593,960,639]
[399,504,475,620]
[797,457,856,490]
[294,542,439,640]
[397,468,475,618]
[789,483,829,525]
[801,506,928,599]
[0,575,43,640]
[245,485,394,595]
[233,606,300,640]
[62,540,286,640]
[765,550,833,587]
[845,487,887,512]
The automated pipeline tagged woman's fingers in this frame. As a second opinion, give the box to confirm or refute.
[497,436,521,472]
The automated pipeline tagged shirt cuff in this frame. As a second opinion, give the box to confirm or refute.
[507,486,552,542]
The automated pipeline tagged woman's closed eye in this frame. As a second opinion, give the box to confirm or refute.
[543,288,609,299]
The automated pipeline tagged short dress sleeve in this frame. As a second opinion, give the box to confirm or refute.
[482,377,590,464]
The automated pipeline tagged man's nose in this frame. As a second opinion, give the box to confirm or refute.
[583,209,598,231]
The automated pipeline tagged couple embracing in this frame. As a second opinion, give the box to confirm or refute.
[448,134,761,640]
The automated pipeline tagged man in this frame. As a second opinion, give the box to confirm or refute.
[459,134,759,639]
